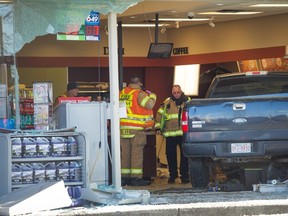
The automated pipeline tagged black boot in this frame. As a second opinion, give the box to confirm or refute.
[130,177,151,186]
[121,177,131,186]
[168,177,175,184]
[181,178,190,184]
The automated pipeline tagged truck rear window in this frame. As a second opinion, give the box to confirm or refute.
[209,76,288,98]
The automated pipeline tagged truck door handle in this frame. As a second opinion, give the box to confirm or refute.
[233,103,246,110]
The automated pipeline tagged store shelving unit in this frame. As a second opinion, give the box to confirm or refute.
[76,81,109,101]
[0,131,88,197]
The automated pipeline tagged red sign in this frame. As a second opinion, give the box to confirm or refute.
[57,97,91,104]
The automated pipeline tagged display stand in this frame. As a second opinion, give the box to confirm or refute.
[0,130,89,197]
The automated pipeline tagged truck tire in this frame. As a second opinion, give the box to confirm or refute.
[189,158,210,188]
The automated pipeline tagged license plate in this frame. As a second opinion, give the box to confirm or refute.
[231,143,251,153]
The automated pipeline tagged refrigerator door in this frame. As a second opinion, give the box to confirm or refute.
[54,102,108,185]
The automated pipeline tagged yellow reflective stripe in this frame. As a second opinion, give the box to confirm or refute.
[129,89,137,94]
[121,168,131,174]
[120,89,125,95]
[127,113,153,121]
[140,95,150,107]
[120,126,144,130]
[140,93,156,107]
[167,113,178,119]
[127,107,132,114]
[158,107,165,114]
[131,168,143,175]
[121,134,135,138]
[163,130,183,137]
[121,113,154,126]
[149,93,156,100]
[154,122,161,128]
[121,119,147,126]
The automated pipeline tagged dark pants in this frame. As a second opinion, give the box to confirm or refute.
[166,136,189,180]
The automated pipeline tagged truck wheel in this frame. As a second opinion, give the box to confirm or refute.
[189,158,210,188]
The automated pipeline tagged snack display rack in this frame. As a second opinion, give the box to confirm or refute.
[10,84,34,130]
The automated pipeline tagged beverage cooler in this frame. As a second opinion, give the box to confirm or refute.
[0,131,88,197]
[53,102,109,186]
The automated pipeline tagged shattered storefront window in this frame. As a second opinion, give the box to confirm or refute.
[0,4,16,128]
[0,0,141,129]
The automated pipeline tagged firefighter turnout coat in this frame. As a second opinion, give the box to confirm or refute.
[119,84,157,178]
[155,96,190,137]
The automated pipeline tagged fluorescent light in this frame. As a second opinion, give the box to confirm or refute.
[158,18,209,22]
[250,4,288,7]
[121,23,166,27]
[199,11,262,15]
[174,64,200,96]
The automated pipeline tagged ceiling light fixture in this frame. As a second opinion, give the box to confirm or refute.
[157,18,209,22]
[208,17,215,28]
[175,21,180,29]
[160,25,166,34]
[121,23,165,27]
[250,4,288,7]
[199,11,262,15]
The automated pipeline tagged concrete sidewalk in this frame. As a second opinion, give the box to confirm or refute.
[27,189,288,216]
[6,173,288,216]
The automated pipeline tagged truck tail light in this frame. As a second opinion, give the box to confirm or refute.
[182,110,188,132]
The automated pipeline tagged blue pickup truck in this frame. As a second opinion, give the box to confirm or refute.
[182,71,288,188]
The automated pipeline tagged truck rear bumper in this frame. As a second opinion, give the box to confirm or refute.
[182,141,288,158]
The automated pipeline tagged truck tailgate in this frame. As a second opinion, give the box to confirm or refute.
[187,97,288,140]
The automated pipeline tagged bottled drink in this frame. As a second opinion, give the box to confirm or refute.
[11,138,22,158]
[67,137,77,156]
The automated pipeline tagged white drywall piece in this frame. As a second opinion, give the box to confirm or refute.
[0,181,72,216]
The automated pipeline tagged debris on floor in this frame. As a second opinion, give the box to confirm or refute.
[253,179,288,193]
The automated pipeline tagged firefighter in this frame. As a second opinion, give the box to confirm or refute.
[154,84,190,184]
[119,76,157,186]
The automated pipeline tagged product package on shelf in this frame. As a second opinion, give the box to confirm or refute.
[0,97,7,119]
[34,103,53,130]
[9,85,34,130]
[0,83,8,119]
[0,84,7,97]
[0,132,88,197]
[33,82,53,130]
[33,82,53,104]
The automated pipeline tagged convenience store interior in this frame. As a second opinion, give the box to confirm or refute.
[1,0,288,182]
[0,1,288,213]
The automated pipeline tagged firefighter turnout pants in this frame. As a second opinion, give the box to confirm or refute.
[120,130,147,178]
